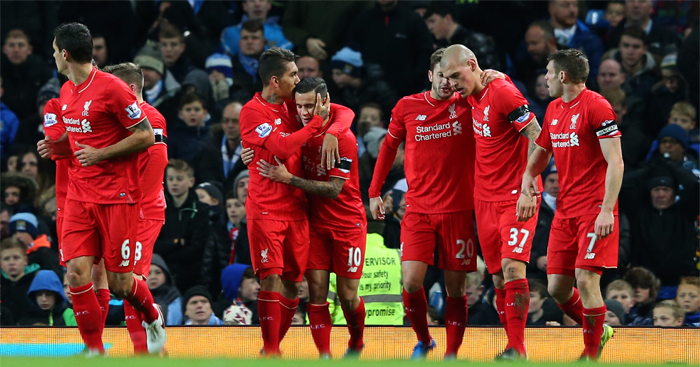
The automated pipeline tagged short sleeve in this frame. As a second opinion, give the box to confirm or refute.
[387,100,407,141]
[497,81,535,131]
[240,105,277,147]
[106,79,145,129]
[43,98,65,141]
[536,111,553,150]
[588,97,621,140]
[328,133,358,180]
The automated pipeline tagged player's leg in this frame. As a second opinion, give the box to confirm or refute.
[546,218,584,325]
[438,210,477,360]
[248,218,286,356]
[278,220,310,345]
[333,227,366,357]
[91,259,110,326]
[305,226,333,357]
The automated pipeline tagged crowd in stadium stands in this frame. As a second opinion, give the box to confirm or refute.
[0,0,698,328]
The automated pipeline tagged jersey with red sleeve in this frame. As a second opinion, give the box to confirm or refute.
[302,112,366,230]
[468,78,541,202]
[42,98,69,213]
[59,68,146,204]
[240,93,322,221]
[369,92,475,214]
[138,102,168,220]
[535,88,621,218]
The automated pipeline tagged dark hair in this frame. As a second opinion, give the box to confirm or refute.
[547,48,590,84]
[293,77,327,99]
[179,92,206,110]
[54,23,93,63]
[159,23,185,42]
[528,279,549,299]
[4,29,30,45]
[241,19,264,35]
[258,47,296,85]
[430,48,446,72]
[242,267,256,280]
[360,102,383,120]
[424,2,459,20]
[529,20,556,43]
[621,27,647,45]
[225,190,236,201]
[600,88,627,108]
[624,266,661,302]
[103,62,144,93]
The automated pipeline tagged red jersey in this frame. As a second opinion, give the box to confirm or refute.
[369,92,475,214]
[302,113,366,230]
[468,78,541,202]
[535,88,621,218]
[138,103,168,220]
[59,68,146,204]
[43,98,69,214]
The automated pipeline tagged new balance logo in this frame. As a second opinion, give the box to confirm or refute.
[347,266,358,273]
[415,114,427,121]
[119,260,130,267]
[584,253,596,259]
[551,119,558,125]
[512,247,523,254]
[261,249,269,263]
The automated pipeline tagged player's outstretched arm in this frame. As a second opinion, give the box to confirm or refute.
[595,137,624,238]
[517,145,551,221]
[74,118,155,166]
[519,119,542,157]
[258,157,345,198]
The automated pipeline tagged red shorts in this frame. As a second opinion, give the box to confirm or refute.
[61,201,139,273]
[401,211,477,272]
[248,218,309,282]
[57,215,65,267]
[475,198,539,273]
[133,219,164,277]
[307,224,367,279]
[547,214,619,277]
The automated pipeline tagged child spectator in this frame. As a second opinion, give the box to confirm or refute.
[205,51,234,103]
[603,299,625,326]
[653,300,685,327]
[676,277,699,327]
[604,1,625,28]
[9,212,61,278]
[605,279,635,324]
[218,264,259,324]
[526,279,562,326]
[168,92,211,164]
[18,270,76,326]
[1,237,39,323]
[427,305,442,326]
[182,286,223,325]
[668,101,699,154]
[233,170,249,204]
[225,190,249,265]
[625,267,662,325]
[147,254,183,326]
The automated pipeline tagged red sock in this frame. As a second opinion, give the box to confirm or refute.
[342,298,365,350]
[495,287,508,337]
[124,278,159,324]
[582,306,606,360]
[444,295,467,356]
[505,279,529,355]
[123,302,148,354]
[278,296,299,343]
[70,283,104,353]
[258,290,281,355]
[557,288,584,325]
[307,303,332,355]
[403,287,431,344]
[96,288,110,326]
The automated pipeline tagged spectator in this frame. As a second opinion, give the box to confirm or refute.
[231,20,266,95]
[526,279,563,326]
[604,0,680,57]
[604,299,626,326]
[182,286,223,325]
[330,47,398,126]
[676,277,699,327]
[223,303,254,325]
[346,0,435,96]
[381,179,406,250]
[514,21,559,89]
[296,56,322,79]
[624,267,662,325]
[134,45,181,115]
[0,1,57,59]
[146,254,183,326]
[0,76,20,158]
[91,33,111,69]
[198,182,231,296]
[226,189,250,265]
[233,170,250,204]
[423,3,501,70]
[218,264,259,324]
[355,103,385,158]
[168,92,211,164]
[529,160,556,282]
[9,212,61,279]
[220,0,292,57]
[282,1,372,61]
[159,23,202,84]
[548,0,603,77]
[667,101,698,153]
[603,27,660,100]
[154,159,210,294]
[18,150,55,208]
[13,78,61,151]
[604,1,626,29]
[644,54,690,138]
[1,174,36,214]
[18,270,76,326]
[648,124,698,172]
[605,279,635,324]
[595,59,646,123]
[465,271,486,326]
[0,204,11,239]
[468,287,502,326]
[0,237,39,322]
[205,52,234,104]
[358,127,393,202]
[0,29,53,120]
[528,72,554,123]
[652,300,685,327]
[600,88,650,169]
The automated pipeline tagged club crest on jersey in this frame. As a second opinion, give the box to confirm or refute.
[570,114,580,130]
[448,103,458,119]
[44,113,58,127]
[483,105,490,121]
[256,123,272,138]
[260,249,269,263]
[82,100,92,116]
[125,102,142,120]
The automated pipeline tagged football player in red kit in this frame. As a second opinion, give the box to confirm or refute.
[440,45,543,360]
[255,77,365,358]
[519,49,622,361]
